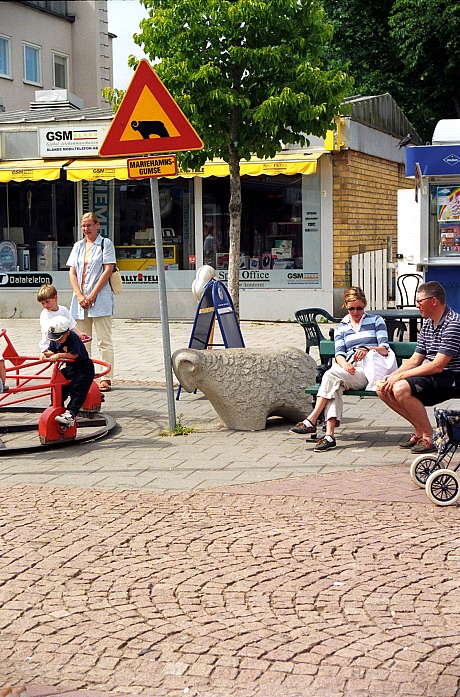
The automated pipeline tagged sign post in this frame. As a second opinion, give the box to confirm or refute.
[99,60,203,431]
[150,177,177,429]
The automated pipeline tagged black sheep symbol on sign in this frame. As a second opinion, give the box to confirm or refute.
[131,120,170,139]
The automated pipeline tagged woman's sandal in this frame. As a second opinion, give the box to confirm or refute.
[99,380,112,392]
[289,419,316,435]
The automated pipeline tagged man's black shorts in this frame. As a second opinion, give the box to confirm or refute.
[406,371,460,406]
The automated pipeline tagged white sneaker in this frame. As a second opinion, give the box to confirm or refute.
[55,410,75,427]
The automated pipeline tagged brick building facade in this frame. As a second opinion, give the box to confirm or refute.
[332,149,414,289]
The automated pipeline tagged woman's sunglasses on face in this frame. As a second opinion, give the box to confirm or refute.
[347,306,364,312]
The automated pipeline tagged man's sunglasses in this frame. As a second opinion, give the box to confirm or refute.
[415,296,435,305]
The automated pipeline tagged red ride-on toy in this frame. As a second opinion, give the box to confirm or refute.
[0,328,116,453]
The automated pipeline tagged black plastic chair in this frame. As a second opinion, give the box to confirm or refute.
[384,319,407,342]
[295,308,340,353]
[397,273,423,308]
[295,319,325,353]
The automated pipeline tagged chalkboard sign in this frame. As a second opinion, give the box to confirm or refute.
[176,279,245,399]
[188,279,216,350]
[212,280,245,348]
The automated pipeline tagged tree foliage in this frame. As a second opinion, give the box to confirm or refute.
[102,87,124,111]
[322,0,460,142]
[131,0,352,312]
[390,0,460,125]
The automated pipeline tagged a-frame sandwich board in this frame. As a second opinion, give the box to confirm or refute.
[176,279,245,399]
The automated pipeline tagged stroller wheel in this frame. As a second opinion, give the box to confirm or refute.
[426,469,460,507]
[410,454,439,488]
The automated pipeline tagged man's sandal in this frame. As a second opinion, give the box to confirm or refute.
[399,434,422,449]
[99,380,112,392]
[411,438,437,454]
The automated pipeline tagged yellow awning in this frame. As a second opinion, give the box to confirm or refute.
[64,152,324,182]
[65,158,129,182]
[0,159,70,182]
[177,152,324,178]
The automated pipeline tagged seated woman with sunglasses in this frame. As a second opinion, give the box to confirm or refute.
[290,286,390,452]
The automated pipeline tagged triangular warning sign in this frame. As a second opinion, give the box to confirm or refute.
[99,60,203,157]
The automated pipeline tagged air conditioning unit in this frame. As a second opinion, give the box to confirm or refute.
[30,90,83,111]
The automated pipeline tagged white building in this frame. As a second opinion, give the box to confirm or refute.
[401,120,460,311]
[0,0,113,112]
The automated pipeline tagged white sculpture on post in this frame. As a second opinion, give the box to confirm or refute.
[192,264,216,301]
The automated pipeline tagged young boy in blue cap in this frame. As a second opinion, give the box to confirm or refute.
[40,316,95,427]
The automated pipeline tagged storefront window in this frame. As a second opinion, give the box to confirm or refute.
[429,183,460,259]
[202,173,315,273]
[82,177,195,271]
[0,164,323,285]
[0,179,75,270]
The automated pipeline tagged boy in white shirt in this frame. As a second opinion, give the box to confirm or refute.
[37,284,90,352]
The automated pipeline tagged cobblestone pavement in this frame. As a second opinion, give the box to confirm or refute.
[0,319,459,697]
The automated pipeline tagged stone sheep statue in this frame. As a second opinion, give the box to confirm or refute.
[172,346,316,431]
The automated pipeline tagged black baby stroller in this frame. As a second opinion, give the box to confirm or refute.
[410,407,460,506]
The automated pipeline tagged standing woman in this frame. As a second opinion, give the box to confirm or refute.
[67,212,116,392]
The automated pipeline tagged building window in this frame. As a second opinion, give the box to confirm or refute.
[0,35,11,78]
[53,53,68,89]
[23,43,41,85]
[82,178,194,271]
[21,1,70,18]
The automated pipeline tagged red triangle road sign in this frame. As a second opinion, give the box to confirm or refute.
[99,60,203,157]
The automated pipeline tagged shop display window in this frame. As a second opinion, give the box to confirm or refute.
[430,184,460,258]
[83,177,195,271]
[202,174,305,270]
[0,179,75,270]
[0,168,321,281]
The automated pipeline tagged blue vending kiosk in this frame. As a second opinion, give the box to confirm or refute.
[405,121,460,311]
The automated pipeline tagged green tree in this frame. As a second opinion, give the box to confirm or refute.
[129,0,352,313]
[389,0,460,130]
[102,87,124,111]
[322,0,459,141]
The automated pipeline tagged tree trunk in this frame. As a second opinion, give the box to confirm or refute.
[227,145,242,316]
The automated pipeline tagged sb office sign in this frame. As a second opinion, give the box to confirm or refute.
[0,273,52,287]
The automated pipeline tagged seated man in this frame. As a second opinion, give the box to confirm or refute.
[377,281,460,454]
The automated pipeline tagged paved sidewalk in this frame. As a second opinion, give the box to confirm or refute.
[0,318,438,490]
[0,318,459,697]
